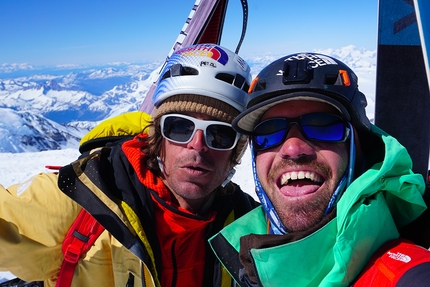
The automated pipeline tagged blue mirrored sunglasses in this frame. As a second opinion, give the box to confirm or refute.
[160,114,239,151]
[252,113,350,151]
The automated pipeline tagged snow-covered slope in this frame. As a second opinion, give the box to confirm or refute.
[0,108,85,152]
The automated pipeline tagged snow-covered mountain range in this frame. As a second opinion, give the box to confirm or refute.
[0,62,162,122]
[0,45,377,153]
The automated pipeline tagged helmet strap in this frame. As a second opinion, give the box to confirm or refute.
[250,141,289,234]
[324,122,356,215]
[157,156,164,173]
[221,168,236,187]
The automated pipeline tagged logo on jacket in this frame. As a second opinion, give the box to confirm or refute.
[387,251,411,263]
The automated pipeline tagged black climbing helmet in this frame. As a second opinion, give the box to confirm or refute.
[232,52,371,135]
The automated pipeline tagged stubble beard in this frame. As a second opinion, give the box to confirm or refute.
[263,159,335,233]
[165,152,230,201]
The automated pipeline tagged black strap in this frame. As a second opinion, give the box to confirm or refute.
[126,272,135,287]
[0,278,43,287]
[210,234,246,287]
[235,0,248,54]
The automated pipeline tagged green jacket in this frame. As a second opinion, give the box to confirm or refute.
[209,125,426,287]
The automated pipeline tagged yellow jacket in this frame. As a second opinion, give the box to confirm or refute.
[0,172,155,286]
[0,111,259,286]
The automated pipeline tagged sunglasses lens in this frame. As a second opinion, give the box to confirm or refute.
[301,114,346,141]
[162,116,195,143]
[206,124,238,149]
[253,119,287,150]
[252,114,347,151]
[161,115,238,150]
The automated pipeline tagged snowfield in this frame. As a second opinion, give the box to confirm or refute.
[0,147,256,198]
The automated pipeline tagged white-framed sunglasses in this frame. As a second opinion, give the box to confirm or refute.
[160,114,239,151]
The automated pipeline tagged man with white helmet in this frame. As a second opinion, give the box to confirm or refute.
[0,44,259,287]
[209,52,429,286]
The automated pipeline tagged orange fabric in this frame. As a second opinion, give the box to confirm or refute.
[375,258,396,282]
[121,134,178,205]
[122,136,216,286]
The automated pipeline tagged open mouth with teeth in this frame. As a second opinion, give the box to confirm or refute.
[279,171,324,196]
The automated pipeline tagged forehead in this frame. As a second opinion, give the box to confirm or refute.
[260,100,341,121]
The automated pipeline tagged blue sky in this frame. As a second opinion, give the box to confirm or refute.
[0,0,377,66]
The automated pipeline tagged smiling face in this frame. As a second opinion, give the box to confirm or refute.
[159,112,234,213]
[255,100,349,232]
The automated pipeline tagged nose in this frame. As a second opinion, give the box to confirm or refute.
[187,129,208,151]
[278,124,315,159]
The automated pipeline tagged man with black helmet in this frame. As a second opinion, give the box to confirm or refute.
[209,52,429,286]
[0,44,259,286]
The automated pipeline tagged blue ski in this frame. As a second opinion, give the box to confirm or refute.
[375,0,430,190]
[414,0,430,92]
[376,0,430,247]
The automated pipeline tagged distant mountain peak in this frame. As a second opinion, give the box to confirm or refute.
[0,108,85,153]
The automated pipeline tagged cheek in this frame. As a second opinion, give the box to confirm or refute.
[160,140,176,169]
[212,150,234,169]
[321,144,349,176]
[255,152,274,181]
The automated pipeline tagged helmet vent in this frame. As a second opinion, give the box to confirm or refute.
[325,74,341,85]
[252,78,266,92]
[325,72,350,86]
[160,64,199,81]
[216,72,250,93]
[216,72,235,84]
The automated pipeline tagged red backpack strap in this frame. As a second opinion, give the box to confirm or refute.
[353,238,430,286]
[56,209,105,287]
